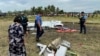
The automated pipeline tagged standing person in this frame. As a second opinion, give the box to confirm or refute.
[8,15,26,56]
[20,13,28,35]
[79,12,87,34]
[35,12,44,42]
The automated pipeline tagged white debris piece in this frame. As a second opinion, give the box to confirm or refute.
[42,20,63,28]
[61,40,71,48]
[27,22,35,30]
[37,43,47,56]
[44,48,55,56]
[55,45,67,56]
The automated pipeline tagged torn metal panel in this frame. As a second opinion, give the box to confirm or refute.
[37,38,71,56]
[37,43,47,55]
[55,45,67,56]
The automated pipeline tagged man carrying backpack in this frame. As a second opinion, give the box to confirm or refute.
[20,13,28,35]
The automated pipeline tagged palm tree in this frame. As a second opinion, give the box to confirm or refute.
[44,7,48,16]
[31,6,36,15]
[36,6,43,14]
[56,7,59,16]
[50,5,55,13]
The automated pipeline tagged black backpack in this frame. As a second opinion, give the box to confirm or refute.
[34,20,37,28]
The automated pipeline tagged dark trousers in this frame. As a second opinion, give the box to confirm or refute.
[22,25,27,34]
[80,21,86,34]
[36,26,44,41]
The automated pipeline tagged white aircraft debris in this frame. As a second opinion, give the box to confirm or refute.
[36,37,71,56]
[27,20,63,30]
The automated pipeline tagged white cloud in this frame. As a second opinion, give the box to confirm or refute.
[0,0,33,12]
[42,0,71,3]
[0,2,5,5]
[59,0,71,2]
[74,7,86,10]
[82,0,100,2]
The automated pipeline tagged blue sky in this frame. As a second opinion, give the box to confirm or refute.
[0,0,100,13]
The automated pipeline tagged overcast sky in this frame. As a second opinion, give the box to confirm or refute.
[0,0,100,13]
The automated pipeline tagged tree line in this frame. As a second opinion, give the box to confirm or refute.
[0,5,64,16]
[0,5,100,16]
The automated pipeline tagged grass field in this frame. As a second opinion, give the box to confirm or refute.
[0,15,100,56]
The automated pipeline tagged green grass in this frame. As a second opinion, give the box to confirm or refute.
[0,15,100,56]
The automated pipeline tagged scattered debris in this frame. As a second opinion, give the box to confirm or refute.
[57,27,78,33]
[27,20,63,30]
[36,37,71,56]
